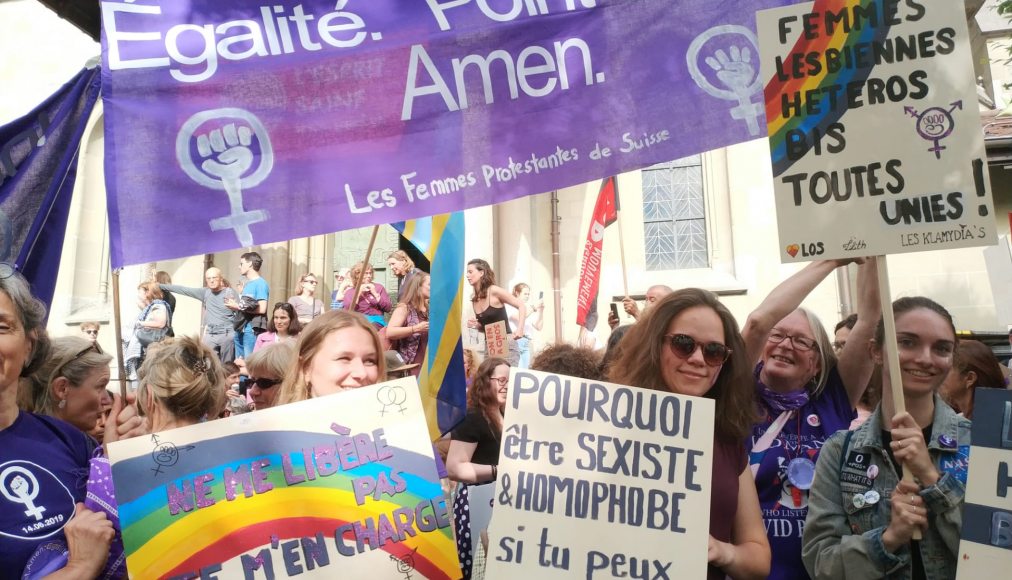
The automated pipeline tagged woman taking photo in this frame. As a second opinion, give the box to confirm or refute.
[28,336,112,436]
[609,289,769,579]
[465,259,526,367]
[288,272,325,324]
[938,338,1003,419]
[0,271,115,578]
[276,310,386,403]
[741,258,879,580]
[803,297,968,580]
[342,262,392,331]
[447,357,510,580]
[386,273,430,376]
[253,302,302,352]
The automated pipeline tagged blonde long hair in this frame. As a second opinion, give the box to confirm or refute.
[276,310,387,405]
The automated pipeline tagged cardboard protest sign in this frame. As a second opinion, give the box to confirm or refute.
[485,320,509,357]
[957,388,1012,578]
[105,378,458,579]
[99,0,807,267]
[485,370,715,579]
[757,0,996,263]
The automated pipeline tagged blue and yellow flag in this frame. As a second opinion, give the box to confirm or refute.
[394,213,467,440]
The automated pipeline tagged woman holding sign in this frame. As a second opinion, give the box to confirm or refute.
[741,258,879,580]
[447,356,510,580]
[802,297,969,580]
[276,310,386,403]
[465,259,525,366]
[608,289,770,580]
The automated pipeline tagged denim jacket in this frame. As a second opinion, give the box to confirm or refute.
[802,396,970,580]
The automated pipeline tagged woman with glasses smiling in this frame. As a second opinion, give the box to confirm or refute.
[608,289,769,580]
[243,341,295,411]
[447,356,510,580]
[289,272,325,324]
[740,258,879,580]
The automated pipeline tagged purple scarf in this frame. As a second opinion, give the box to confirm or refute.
[754,362,810,413]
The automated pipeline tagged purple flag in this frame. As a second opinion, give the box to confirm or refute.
[100,0,792,267]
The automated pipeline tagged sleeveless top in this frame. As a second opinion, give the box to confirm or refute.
[475,303,511,333]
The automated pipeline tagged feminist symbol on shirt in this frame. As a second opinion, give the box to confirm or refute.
[0,466,45,520]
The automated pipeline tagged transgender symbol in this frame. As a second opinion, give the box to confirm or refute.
[1,466,45,520]
[904,100,962,159]
[687,25,764,136]
[176,108,274,247]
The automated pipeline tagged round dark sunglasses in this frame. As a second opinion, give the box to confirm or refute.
[664,334,731,367]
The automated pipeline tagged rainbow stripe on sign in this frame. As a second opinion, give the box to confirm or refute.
[764,0,895,177]
[112,430,457,579]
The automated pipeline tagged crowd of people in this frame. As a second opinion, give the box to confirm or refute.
[2,252,1007,579]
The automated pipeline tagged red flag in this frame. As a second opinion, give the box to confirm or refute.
[576,177,619,330]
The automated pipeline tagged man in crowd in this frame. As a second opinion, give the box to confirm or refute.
[608,284,674,328]
[159,267,239,364]
[225,252,269,359]
[80,321,100,344]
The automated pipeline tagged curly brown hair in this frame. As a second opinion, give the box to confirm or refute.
[607,288,757,441]
[468,357,509,434]
[531,344,604,381]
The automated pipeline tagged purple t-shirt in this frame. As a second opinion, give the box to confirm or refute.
[749,366,855,580]
[0,412,91,577]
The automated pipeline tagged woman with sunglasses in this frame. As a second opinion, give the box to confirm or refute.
[447,357,510,580]
[26,336,112,436]
[253,302,302,353]
[244,341,295,411]
[609,289,769,580]
[741,258,879,580]
[289,272,325,324]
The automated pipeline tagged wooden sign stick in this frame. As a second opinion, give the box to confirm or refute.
[111,269,128,399]
[351,225,380,307]
[877,255,922,540]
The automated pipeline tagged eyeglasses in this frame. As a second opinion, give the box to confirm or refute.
[767,330,818,352]
[664,334,732,367]
[490,376,509,388]
[247,377,281,389]
[83,329,99,336]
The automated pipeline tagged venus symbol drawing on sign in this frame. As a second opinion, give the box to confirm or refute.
[176,108,273,247]
[687,25,764,136]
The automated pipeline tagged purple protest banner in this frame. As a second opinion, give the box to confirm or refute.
[100,0,794,267]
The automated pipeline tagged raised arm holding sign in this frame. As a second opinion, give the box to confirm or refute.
[756,0,990,576]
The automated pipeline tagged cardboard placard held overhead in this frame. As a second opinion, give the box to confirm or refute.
[105,378,458,579]
[956,388,1012,578]
[485,320,509,357]
[758,0,997,263]
[485,370,715,579]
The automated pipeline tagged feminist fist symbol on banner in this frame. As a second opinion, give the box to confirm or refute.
[176,108,273,247]
[687,25,764,136]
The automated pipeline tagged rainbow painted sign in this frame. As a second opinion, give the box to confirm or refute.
[105,378,458,579]
[758,0,996,263]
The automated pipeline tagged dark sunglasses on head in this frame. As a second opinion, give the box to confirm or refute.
[664,334,732,367]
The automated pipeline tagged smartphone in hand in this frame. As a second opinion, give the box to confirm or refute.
[610,303,619,318]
